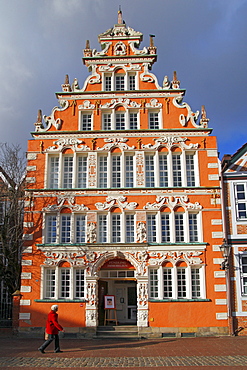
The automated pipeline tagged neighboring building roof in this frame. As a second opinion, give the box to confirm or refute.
[222,142,247,175]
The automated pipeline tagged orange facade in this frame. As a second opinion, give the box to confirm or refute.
[20,11,229,338]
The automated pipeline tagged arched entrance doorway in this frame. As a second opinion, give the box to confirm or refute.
[98,258,137,325]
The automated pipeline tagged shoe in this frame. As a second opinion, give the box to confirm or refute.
[38,348,45,354]
[54,350,63,353]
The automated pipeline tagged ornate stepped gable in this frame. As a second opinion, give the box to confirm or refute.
[21,10,227,337]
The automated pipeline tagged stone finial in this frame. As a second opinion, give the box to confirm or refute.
[62,74,71,92]
[148,34,157,55]
[64,74,69,84]
[34,109,43,131]
[118,6,123,24]
[201,105,206,119]
[83,39,92,57]
[149,34,155,47]
[37,109,42,123]
[172,71,180,89]
[200,105,210,127]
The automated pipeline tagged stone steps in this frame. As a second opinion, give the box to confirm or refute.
[96,325,140,339]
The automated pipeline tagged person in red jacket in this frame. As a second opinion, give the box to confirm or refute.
[38,305,64,353]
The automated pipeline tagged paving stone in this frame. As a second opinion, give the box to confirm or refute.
[1,355,247,367]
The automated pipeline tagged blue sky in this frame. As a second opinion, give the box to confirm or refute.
[0,0,247,158]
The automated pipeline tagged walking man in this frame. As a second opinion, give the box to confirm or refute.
[38,305,64,353]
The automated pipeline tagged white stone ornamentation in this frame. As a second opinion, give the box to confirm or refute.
[43,250,85,266]
[97,137,135,151]
[86,223,97,243]
[95,196,137,211]
[142,136,199,151]
[43,195,89,212]
[100,98,141,109]
[144,195,202,211]
[136,222,147,243]
[46,138,90,153]
[128,41,148,55]
[145,98,162,109]
[78,100,95,110]
[173,97,208,128]
[35,100,69,132]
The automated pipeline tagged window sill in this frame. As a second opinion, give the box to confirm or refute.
[149,299,211,302]
[34,299,86,303]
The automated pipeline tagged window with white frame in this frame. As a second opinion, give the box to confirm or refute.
[98,155,108,188]
[186,154,195,186]
[112,214,121,242]
[125,155,134,188]
[159,154,168,187]
[175,213,184,242]
[75,214,86,243]
[161,213,170,242]
[77,156,87,188]
[146,212,201,244]
[49,156,59,189]
[115,112,125,130]
[148,111,160,129]
[97,213,135,243]
[163,267,173,298]
[61,214,71,243]
[105,75,112,91]
[112,155,121,188]
[46,214,57,243]
[129,112,138,130]
[129,74,136,90]
[80,113,92,131]
[47,154,88,189]
[234,183,247,220]
[45,213,87,244]
[63,156,73,189]
[98,214,107,243]
[147,214,157,242]
[126,214,135,243]
[172,153,182,187]
[102,111,139,130]
[189,213,198,242]
[149,265,204,300]
[43,266,85,300]
[145,154,155,187]
[240,255,247,295]
[115,75,125,91]
[103,113,112,130]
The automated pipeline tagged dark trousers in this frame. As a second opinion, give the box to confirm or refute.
[39,334,60,351]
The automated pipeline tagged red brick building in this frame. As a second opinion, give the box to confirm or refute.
[20,11,229,338]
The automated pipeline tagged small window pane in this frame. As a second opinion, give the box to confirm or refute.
[145,155,155,187]
[115,75,125,90]
[60,268,70,298]
[81,114,92,130]
[129,113,138,130]
[116,113,125,130]
[103,113,111,130]
[149,112,159,129]
[61,215,71,243]
[150,269,159,298]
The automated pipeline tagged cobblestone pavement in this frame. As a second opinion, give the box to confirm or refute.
[1,355,247,368]
[1,335,247,369]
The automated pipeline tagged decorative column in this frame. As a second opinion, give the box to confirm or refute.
[85,277,98,327]
[137,277,149,327]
